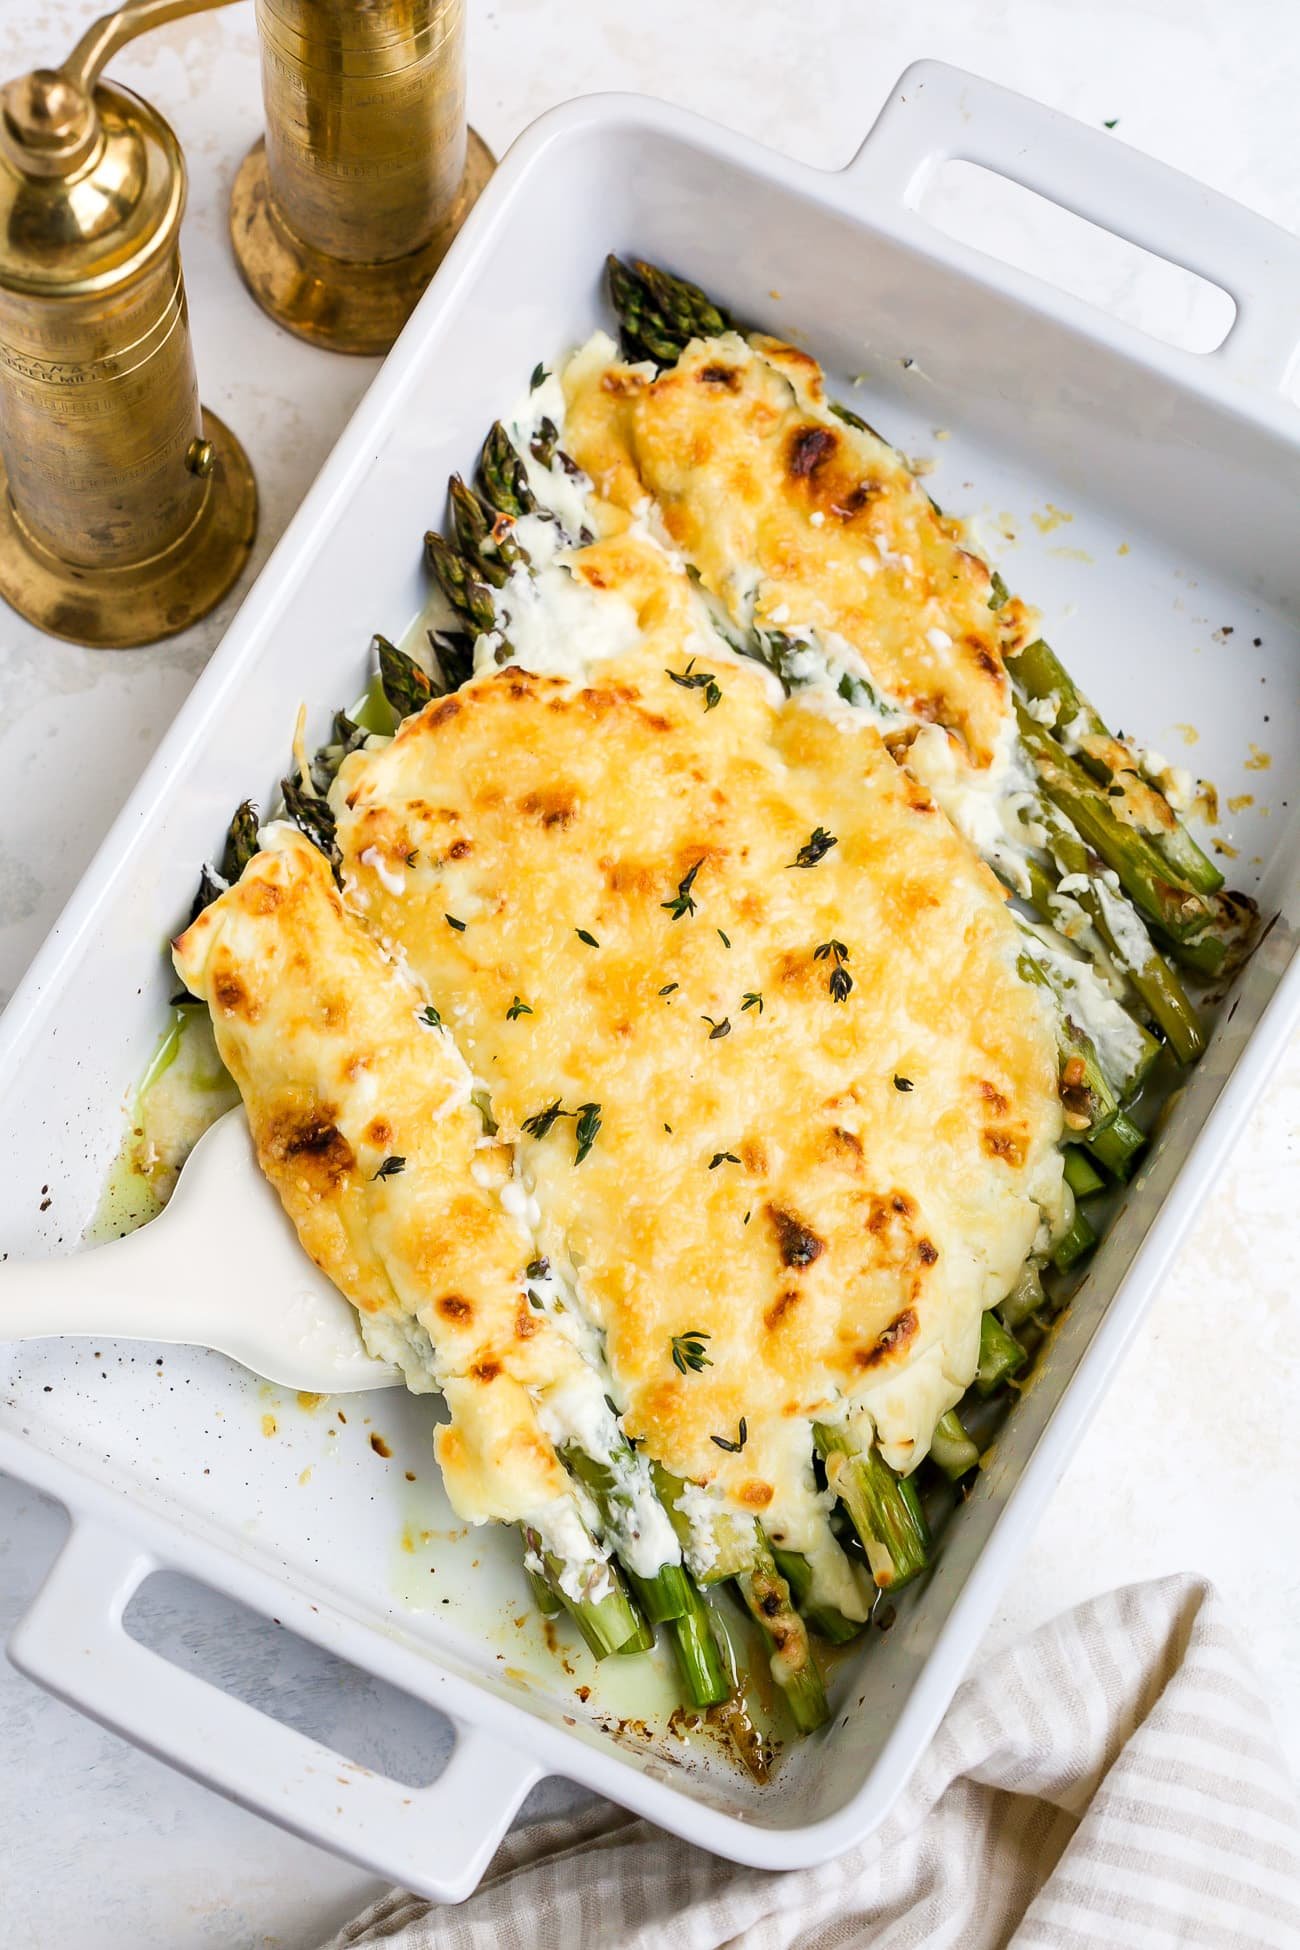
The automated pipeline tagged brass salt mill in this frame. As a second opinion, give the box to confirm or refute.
[230,0,493,355]
[0,0,257,649]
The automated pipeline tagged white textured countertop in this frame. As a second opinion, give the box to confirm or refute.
[1,3,1298,1944]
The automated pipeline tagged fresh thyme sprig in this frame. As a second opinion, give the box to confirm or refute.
[521,1100,565,1141]
[711,1418,748,1454]
[814,937,853,1001]
[520,1099,603,1165]
[666,658,722,711]
[573,1102,602,1165]
[702,1015,731,1040]
[709,1150,741,1170]
[372,1156,406,1181]
[420,1004,442,1028]
[741,991,763,1014]
[506,996,533,1020]
[670,1330,713,1376]
[662,859,703,921]
[791,827,838,869]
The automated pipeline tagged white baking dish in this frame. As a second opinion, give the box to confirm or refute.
[3,59,1299,1902]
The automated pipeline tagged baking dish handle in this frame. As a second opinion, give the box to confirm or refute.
[842,59,1300,395]
[7,1520,543,1903]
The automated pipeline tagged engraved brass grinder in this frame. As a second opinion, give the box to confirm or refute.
[0,0,258,649]
[230,0,494,356]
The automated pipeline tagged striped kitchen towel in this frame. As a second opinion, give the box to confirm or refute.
[321,1574,1300,1948]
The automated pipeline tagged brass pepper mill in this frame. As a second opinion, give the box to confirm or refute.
[230,0,494,356]
[0,0,258,649]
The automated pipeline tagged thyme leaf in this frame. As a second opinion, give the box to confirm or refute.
[576,927,600,947]
[658,982,679,997]
[445,913,467,931]
[521,1100,566,1141]
[420,1004,442,1028]
[711,1417,748,1454]
[814,938,853,1001]
[893,1075,914,1091]
[662,858,703,921]
[666,658,722,712]
[372,1156,406,1181]
[573,1102,602,1164]
[671,1330,713,1376]
[741,991,763,1014]
[791,826,838,869]
[506,995,534,1019]
[702,1015,731,1040]
[709,1150,741,1170]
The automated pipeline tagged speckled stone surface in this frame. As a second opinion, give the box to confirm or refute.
[1,3,1298,1944]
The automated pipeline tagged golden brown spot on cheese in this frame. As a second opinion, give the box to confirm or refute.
[854,1307,919,1369]
[515,1307,539,1339]
[520,787,578,830]
[438,1294,473,1321]
[983,1130,1027,1167]
[916,1238,939,1266]
[447,838,473,860]
[213,971,251,1016]
[245,880,281,913]
[264,1109,355,1186]
[764,1289,802,1331]
[469,1359,501,1383]
[768,1204,824,1269]
[978,1080,1011,1115]
[786,423,838,480]
[601,369,647,397]
[738,1480,774,1509]
[430,697,461,726]
[698,363,741,390]
[365,1118,393,1147]
[741,1138,768,1175]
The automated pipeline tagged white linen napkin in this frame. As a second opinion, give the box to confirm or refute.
[319,1574,1300,1948]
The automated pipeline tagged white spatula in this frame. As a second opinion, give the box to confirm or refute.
[0,1109,404,1393]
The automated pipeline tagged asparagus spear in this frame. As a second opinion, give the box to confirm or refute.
[424,529,499,637]
[650,1461,759,1585]
[734,1533,829,1734]
[1051,1202,1098,1271]
[813,1425,931,1590]
[1086,1108,1146,1181]
[1063,1146,1106,1199]
[448,473,530,588]
[375,633,435,722]
[523,1525,646,1659]
[280,772,340,872]
[606,254,732,367]
[562,1444,693,1623]
[974,1311,1028,1395]
[1022,794,1206,1063]
[668,1575,732,1707]
[770,1547,865,1644]
[1015,946,1121,1136]
[1015,704,1228,968]
[929,1408,981,1480]
[997,1260,1047,1330]
[1009,637,1224,895]
[477,421,537,520]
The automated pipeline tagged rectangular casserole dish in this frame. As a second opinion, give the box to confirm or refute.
[2,59,1299,1902]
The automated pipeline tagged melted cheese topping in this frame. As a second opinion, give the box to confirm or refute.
[331,532,1063,1541]
[171,825,619,1589]
[561,331,1039,770]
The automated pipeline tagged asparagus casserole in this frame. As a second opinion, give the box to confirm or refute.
[165,256,1253,1766]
